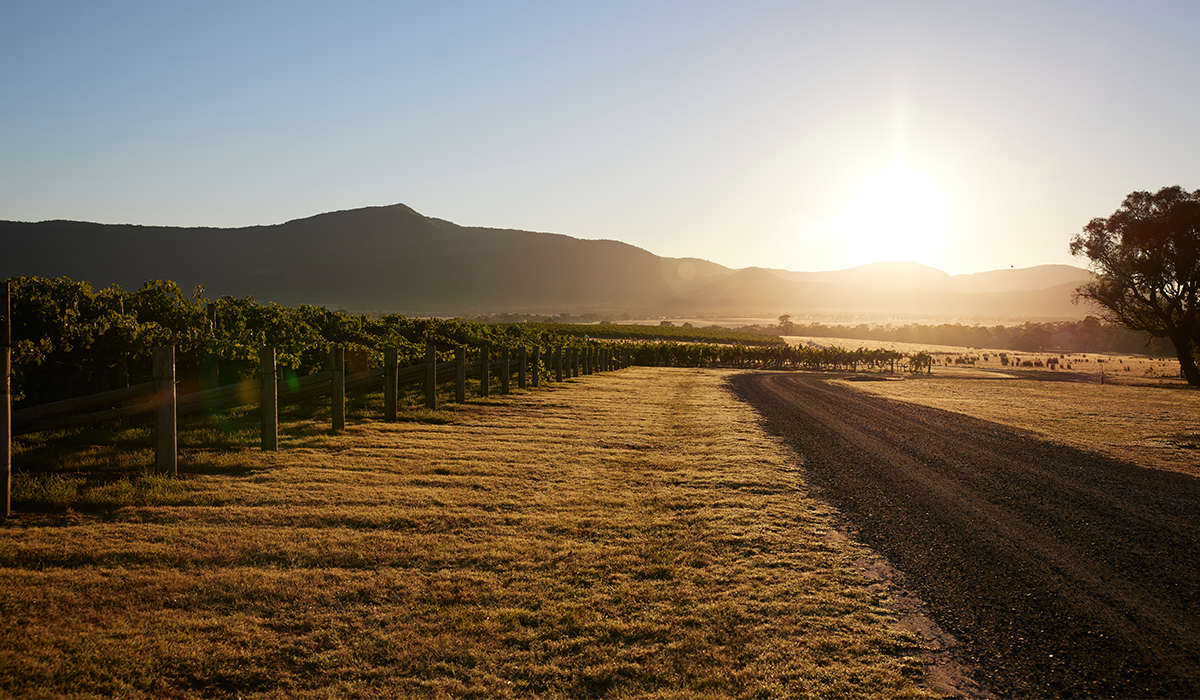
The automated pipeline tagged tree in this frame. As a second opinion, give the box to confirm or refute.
[1070,186,1200,385]
[777,314,795,335]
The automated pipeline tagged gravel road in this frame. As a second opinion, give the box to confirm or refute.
[730,372,1200,699]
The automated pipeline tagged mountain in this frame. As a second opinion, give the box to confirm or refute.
[0,203,1094,320]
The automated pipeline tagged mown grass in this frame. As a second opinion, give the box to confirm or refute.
[0,368,933,699]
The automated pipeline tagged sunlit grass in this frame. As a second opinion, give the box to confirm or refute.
[842,372,1200,476]
[1,368,933,699]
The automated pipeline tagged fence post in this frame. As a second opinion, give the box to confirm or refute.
[424,343,437,409]
[531,346,540,387]
[501,347,511,394]
[480,346,491,398]
[572,348,580,378]
[331,347,345,432]
[555,346,563,382]
[518,346,528,389]
[385,348,398,422]
[455,347,466,403]
[260,347,278,451]
[2,281,9,517]
[258,348,276,451]
[153,346,177,476]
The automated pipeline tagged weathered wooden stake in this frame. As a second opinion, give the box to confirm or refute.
[518,346,528,389]
[2,281,9,517]
[480,346,491,398]
[531,346,540,387]
[385,348,398,422]
[455,347,467,403]
[501,347,511,394]
[331,347,345,432]
[1,345,8,518]
[555,346,563,382]
[424,344,437,409]
[153,346,177,476]
[260,346,278,451]
[572,348,580,378]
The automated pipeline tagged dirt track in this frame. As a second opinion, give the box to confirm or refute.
[730,372,1200,699]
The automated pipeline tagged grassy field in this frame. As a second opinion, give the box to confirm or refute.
[786,334,1200,477]
[786,334,1186,385]
[0,368,933,699]
[841,369,1200,478]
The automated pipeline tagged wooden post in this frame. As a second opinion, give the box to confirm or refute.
[384,348,398,422]
[2,281,9,517]
[424,343,437,409]
[501,347,511,394]
[480,346,491,398]
[455,347,466,403]
[518,346,528,389]
[555,346,563,382]
[153,346,177,476]
[331,347,345,432]
[260,347,278,451]
[572,348,580,378]
[531,346,540,388]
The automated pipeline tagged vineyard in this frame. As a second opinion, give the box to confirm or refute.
[4,276,910,409]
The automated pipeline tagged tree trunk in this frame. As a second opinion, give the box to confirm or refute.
[1170,332,1200,386]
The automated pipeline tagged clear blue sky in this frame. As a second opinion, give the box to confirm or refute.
[3,1,1198,275]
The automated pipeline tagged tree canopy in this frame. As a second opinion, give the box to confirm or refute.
[1070,186,1200,385]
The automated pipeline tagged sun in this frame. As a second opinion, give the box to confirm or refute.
[837,159,949,268]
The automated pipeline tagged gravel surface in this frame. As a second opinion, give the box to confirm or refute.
[730,372,1200,699]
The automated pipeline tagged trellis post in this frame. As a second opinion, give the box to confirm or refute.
[331,347,345,432]
[260,347,278,451]
[531,346,540,387]
[455,347,466,403]
[480,346,491,398]
[518,346,528,389]
[501,347,511,394]
[153,346,177,476]
[2,281,9,517]
[384,348,398,422]
[424,343,437,409]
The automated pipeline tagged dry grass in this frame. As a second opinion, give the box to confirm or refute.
[787,334,1186,386]
[840,369,1200,477]
[0,368,933,699]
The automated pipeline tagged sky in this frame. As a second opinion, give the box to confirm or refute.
[3,1,1199,276]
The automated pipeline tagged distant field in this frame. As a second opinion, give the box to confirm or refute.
[0,369,932,699]
[787,334,1185,386]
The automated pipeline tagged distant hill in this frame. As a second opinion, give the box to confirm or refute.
[0,203,1095,320]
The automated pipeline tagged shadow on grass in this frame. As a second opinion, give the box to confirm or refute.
[8,386,472,515]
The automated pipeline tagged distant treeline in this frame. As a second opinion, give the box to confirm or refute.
[766,318,1174,356]
[519,322,782,347]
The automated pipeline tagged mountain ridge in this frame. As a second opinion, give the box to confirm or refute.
[0,203,1094,320]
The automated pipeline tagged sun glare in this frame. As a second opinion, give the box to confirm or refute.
[837,159,949,268]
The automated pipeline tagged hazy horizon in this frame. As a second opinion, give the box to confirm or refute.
[3,2,1196,276]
